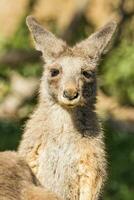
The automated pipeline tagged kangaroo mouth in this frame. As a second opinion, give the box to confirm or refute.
[59,96,81,108]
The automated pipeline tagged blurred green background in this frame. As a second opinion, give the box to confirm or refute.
[0,0,134,199]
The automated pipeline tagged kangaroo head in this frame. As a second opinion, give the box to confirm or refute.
[26,16,117,108]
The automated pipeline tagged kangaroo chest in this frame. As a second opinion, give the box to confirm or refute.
[37,131,81,198]
[25,109,105,200]
[35,129,102,200]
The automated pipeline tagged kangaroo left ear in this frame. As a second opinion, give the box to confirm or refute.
[74,21,117,60]
[26,16,67,62]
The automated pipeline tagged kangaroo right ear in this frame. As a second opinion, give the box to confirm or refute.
[74,21,117,61]
[26,16,66,61]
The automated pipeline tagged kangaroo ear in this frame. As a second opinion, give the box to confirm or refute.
[75,21,117,61]
[26,16,66,61]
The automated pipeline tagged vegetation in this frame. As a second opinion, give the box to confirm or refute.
[104,124,134,200]
[100,42,134,106]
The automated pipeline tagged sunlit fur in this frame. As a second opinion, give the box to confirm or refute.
[19,16,117,200]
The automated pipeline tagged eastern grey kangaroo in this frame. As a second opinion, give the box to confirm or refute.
[0,151,61,200]
[19,16,117,200]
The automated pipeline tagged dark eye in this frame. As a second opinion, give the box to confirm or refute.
[50,69,60,77]
[82,71,92,79]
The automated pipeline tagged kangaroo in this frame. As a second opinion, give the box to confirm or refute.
[18,16,117,200]
[0,151,61,200]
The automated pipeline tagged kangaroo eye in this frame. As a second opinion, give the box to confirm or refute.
[50,69,60,77]
[82,71,92,79]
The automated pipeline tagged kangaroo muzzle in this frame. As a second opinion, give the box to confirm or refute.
[63,90,79,101]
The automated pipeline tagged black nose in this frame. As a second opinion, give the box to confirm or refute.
[63,90,79,100]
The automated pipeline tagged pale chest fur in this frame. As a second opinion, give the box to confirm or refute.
[37,133,105,200]
[22,106,106,200]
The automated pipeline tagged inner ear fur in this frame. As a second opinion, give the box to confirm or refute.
[74,21,117,59]
[26,16,67,61]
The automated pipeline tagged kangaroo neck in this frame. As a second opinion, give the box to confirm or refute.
[40,100,100,137]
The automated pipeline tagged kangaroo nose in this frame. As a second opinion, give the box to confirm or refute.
[63,90,79,100]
